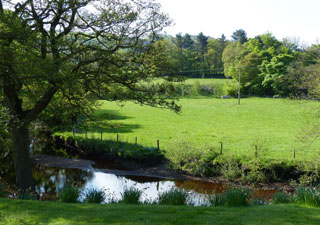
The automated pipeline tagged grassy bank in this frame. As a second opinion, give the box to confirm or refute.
[1,198,320,225]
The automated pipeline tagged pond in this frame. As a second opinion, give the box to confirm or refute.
[30,165,278,206]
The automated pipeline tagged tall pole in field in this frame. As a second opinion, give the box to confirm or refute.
[238,68,241,105]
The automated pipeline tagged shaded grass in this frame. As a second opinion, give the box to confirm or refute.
[1,198,320,225]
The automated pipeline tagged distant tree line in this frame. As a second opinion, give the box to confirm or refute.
[156,29,320,98]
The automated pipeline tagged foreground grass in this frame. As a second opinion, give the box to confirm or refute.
[0,198,320,225]
[58,97,320,161]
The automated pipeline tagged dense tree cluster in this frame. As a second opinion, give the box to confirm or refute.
[155,30,320,98]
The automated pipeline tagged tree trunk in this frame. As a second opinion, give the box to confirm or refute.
[10,125,34,190]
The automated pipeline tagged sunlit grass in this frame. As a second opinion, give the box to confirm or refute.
[57,97,320,162]
[1,198,320,225]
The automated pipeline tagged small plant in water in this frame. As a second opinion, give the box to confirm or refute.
[158,188,189,205]
[120,188,142,204]
[84,188,106,204]
[58,185,81,203]
[223,187,252,207]
[272,191,292,204]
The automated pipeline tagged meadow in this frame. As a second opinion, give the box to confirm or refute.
[58,97,320,162]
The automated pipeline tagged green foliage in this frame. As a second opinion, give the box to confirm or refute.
[223,188,252,207]
[16,191,37,200]
[220,158,242,180]
[60,135,164,165]
[223,81,239,97]
[58,185,81,203]
[158,188,189,205]
[120,188,142,204]
[84,188,106,204]
[295,186,320,207]
[272,191,292,204]
[208,193,226,207]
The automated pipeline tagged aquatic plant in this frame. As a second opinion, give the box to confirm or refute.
[272,191,292,204]
[84,188,106,204]
[158,188,189,206]
[223,187,252,207]
[295,186,320,207]
[58,185,81,203]
[120,188,142,204]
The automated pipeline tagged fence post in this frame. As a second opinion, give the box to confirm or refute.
[101,131,103,140]
[255,145,258,158]
[157,139,160,150]
[85,129,87,139]
[72,126,75,136]
[220,142,223,154]
[135,137,137,146]
[294,149,296,160]
[117,134,119,142]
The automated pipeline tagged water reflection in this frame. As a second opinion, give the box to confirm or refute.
[29,166,278,206]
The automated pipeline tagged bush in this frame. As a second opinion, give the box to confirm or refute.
[295,186,320,207]
[272,191,292,204]
[158,188,189,205]
[84,188,106,204]
[223,188,252,207]
[58,185,81,203]
[223,81,238,97]
[120,188,142,204]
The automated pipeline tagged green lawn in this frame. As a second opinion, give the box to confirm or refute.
[58,97,320,162]
[0,198,319,225]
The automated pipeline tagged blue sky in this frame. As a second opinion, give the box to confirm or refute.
[159,0,320,45]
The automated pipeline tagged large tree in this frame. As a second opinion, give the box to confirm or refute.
[0,0,179,190]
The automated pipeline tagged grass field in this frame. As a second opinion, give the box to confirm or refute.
[183,78,232,85]
[1,198,320,225]
[58,97,320,162]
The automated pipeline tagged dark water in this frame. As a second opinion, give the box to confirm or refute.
[29,165,278,205]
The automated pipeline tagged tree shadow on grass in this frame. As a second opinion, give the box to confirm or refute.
[77,109,141,134]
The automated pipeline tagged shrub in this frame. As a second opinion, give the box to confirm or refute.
[223,188,252,207]
[58,185,81,203]
[158,188,189,205]
[84,188,106,204]
[220,159,242,180]
[120,188,142,204]
[208,193,225,207]
[295,186,320,207]
[223,81,238,97]
[272,191,292,204]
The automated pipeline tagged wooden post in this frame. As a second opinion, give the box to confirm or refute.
[100,131,103,140]
[117,134,119,142]
[135,137,137,146]
[157,139,160,150]
[72,127,75,136]
[255,145,258,158]
[85,129,87,139]
[294,149,296,159]
[220,142,223,154]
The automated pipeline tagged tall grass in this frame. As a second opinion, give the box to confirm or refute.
[120,188,142,204]
[58,185,81,203]
[83,188,106,204]
[272,191,292,204]
[158,188,189,205]
[295,186,320,207]
[223,188,252,207]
